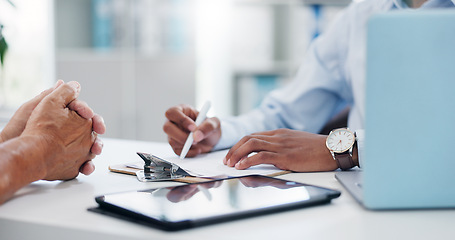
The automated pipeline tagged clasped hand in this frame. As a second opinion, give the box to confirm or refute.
[0,80,106,180]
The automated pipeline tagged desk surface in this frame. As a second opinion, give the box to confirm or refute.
[1,138,454,240]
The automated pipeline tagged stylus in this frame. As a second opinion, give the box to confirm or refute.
[180,101,211,159]
[197,185,212,201]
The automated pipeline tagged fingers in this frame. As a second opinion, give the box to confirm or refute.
[51,82,105,136]
[164,116,220,157]
[67,101,106,136]
[80,135,99,176]
[164,105,221,158]
[90,136,104,155]
[44,81,81,107]
[92,114,106,135]
[68,100,94,120]
[234,152,277,170]
[28,80,105,179]
[79,160,95,175]
[0,89,55,142]
[29,85,56,106]
[54,79,64,89]
[193,117,219,143]
[18,80,63,112]
[82,134,100,176]
[59,82,104,171]
[163,116,216,144]
[224,135,277,168]
[63,83,105,135]
[164,106,197,155]
[163,119,189,145]
[165,105,198,132]
[168,136,202,157]
[166,185,199,203]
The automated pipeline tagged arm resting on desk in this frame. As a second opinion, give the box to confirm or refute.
[0,136,49,204]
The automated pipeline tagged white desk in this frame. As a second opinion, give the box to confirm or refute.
[1,138,454,240]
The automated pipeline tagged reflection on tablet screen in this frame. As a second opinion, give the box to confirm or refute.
[94,175,340,230]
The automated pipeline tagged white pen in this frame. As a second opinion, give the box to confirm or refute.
[180,101,211,159]
[197,185,212,201]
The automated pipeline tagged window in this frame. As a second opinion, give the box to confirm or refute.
[0,0,54,119]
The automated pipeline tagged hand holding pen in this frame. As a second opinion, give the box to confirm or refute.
[163,101,222,158]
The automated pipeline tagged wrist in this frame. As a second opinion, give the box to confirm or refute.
[0,135,52,204]
[320,135,339,171]
[326,128,357,170]
[16,135,52,180]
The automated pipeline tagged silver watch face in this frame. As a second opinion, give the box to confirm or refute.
[326,128,355,153]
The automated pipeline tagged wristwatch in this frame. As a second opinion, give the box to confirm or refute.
[326,128,356,170]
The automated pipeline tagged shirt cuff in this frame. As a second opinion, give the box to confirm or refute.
[212,120,238,151]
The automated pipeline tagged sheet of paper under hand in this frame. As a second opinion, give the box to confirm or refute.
[162,149,286,178]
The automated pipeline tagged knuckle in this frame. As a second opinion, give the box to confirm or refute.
[250,153,263,164]
[230,151,242,161]
[206,117,220,131]
[164,107,176,118]
[162,122,171,133]
[276,128,287,134]
[179,117,189,127]
[245,137,261,148]
[61,84,75,94]
[240,135,252,143]
[255,151,266,159]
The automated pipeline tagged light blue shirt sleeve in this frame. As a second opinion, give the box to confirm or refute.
[213,0,455,172]
[213,4,354,151]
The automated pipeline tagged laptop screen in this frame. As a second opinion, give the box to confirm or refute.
[363,10,455,209]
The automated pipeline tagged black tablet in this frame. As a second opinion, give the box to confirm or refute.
[92,175,340,231]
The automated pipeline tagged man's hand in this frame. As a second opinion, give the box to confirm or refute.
[0,80,106,176]
[163,104,221,157]
[0,86,55,143]
[21,82,98,180]
[224,128,338,172]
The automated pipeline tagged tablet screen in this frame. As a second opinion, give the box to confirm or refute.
[94,175,340,230]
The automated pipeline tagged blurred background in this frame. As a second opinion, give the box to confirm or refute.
[0,0,351,142]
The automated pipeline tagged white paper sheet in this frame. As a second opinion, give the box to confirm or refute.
[131,150,285,178]
[166,150,284,177]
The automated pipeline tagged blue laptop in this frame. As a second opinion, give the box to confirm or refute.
[335,10,455,210]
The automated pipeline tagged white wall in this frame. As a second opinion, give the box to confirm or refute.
[0,0,55,110]
[55,0,196,142]
[53,0,346,142]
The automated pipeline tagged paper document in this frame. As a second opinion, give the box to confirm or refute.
[128,150,285,178]
[165,149,284,177]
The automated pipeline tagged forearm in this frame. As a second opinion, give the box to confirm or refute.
[0,136,48,204]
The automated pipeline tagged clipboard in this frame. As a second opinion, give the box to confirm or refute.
[108,152,291,183]
[109,153,215,183]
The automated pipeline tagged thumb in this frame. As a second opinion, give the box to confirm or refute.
[44,81,81,107]
[23,80,64,110]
